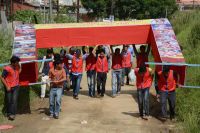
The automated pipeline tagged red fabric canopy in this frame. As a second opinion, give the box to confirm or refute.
[36,25,151,48]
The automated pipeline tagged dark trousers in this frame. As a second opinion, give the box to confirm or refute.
[122,67,131,85]
[87,70,96,97]
[160,90,176,119]
[6,86,19,116]
[97,72,107,96]
[71,74,82,96]
[137,88,150,117]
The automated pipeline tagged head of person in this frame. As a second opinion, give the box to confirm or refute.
[123,45,128,52]
[54,53,61,61]
[115,48,120,55]
[162,65,170,76]
[138,65,146,74]
[98,45,103,50]
[89,47,94,54]
[140,45,146,54]
[75,49,81,58]
[53,59,63,70]
[60,49,66,57]
[10,56,20,68]
[70,47,76,55]
[46,48,54,58]
[99,48,105,58]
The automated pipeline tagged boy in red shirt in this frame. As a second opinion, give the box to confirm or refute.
[157,65,178,120]
[49,59,66,119]
[0,56,21,120]
[135,65,153,119]
[96,49,109,97]
[86,47,97,97]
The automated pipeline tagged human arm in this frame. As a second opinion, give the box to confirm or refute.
[132,44,138,56]
[66,54,73,60]
[110,45,114,54]
[0,70,11,91]
[146,44,151,56]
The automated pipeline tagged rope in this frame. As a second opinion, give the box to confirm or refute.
[145,62,200,67]
[0,58,53,67]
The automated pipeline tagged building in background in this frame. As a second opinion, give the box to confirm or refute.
[176,0,200,10]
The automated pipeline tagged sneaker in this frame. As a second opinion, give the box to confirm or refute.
[117,91,121,95]
[73,95,79,100]
[8,115,15,121]
[112,94,116,98]
[100,94,104,97]
[54,115,59,119]
[49,114,54,118]
[96,94,101,98]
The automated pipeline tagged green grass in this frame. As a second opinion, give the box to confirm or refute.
[170,10,200,133]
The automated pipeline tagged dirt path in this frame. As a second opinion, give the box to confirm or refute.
[1,72,176,133]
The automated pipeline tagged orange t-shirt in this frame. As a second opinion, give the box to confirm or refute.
[49,68,66,88]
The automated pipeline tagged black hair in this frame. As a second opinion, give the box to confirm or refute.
[60,49,66,55]
[54,53,61,61]
[53,59,62,68]
[162,65,170,73]
[70,47,76,55]
[99,48,105,54]
[140,45,146,50]
[47,48,53,54]
[10,56,20,64]
[139,65,146,73]
[115,48,120,52]
[89,47,94,52]
[76,49,81,55]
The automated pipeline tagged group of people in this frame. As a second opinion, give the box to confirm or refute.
[0,44,179,121]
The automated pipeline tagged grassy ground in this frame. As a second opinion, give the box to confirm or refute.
[170,10,200,133]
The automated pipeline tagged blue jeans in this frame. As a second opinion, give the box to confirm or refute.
[160,90,176,119]
[71,74,82,96]
[6,86,19,116]
[87,70,96,97]
[49,88,62,116]
[112,70,122,95]
[137,88,150,117]
[121,67,131,85]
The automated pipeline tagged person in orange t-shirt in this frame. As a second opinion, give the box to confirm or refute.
[135,65,153,119]
[48,59,66,119]
[0,56,21,121]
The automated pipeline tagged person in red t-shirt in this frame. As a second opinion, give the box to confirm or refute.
[157,65,179,120]
[110,46,123,97]
[135,65,153,119]
[86,47,97,97]
[0,56,21,121]
[96,49,109,97]
[133,44,151,67]
[48,59,66,119]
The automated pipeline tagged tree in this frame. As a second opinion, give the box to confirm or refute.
[81,0,108,20]
[81,0,178,20]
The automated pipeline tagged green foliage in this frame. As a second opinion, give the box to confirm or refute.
[170,10,200,133]
[13,10,43,24]
[54,14,76,23]
[81,0,178,20]
[81,0,107,19]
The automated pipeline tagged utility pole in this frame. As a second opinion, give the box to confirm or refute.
[77,0,80,23]
[57,0,59,16]
[110,0,115,22]
[49,0,53,23]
